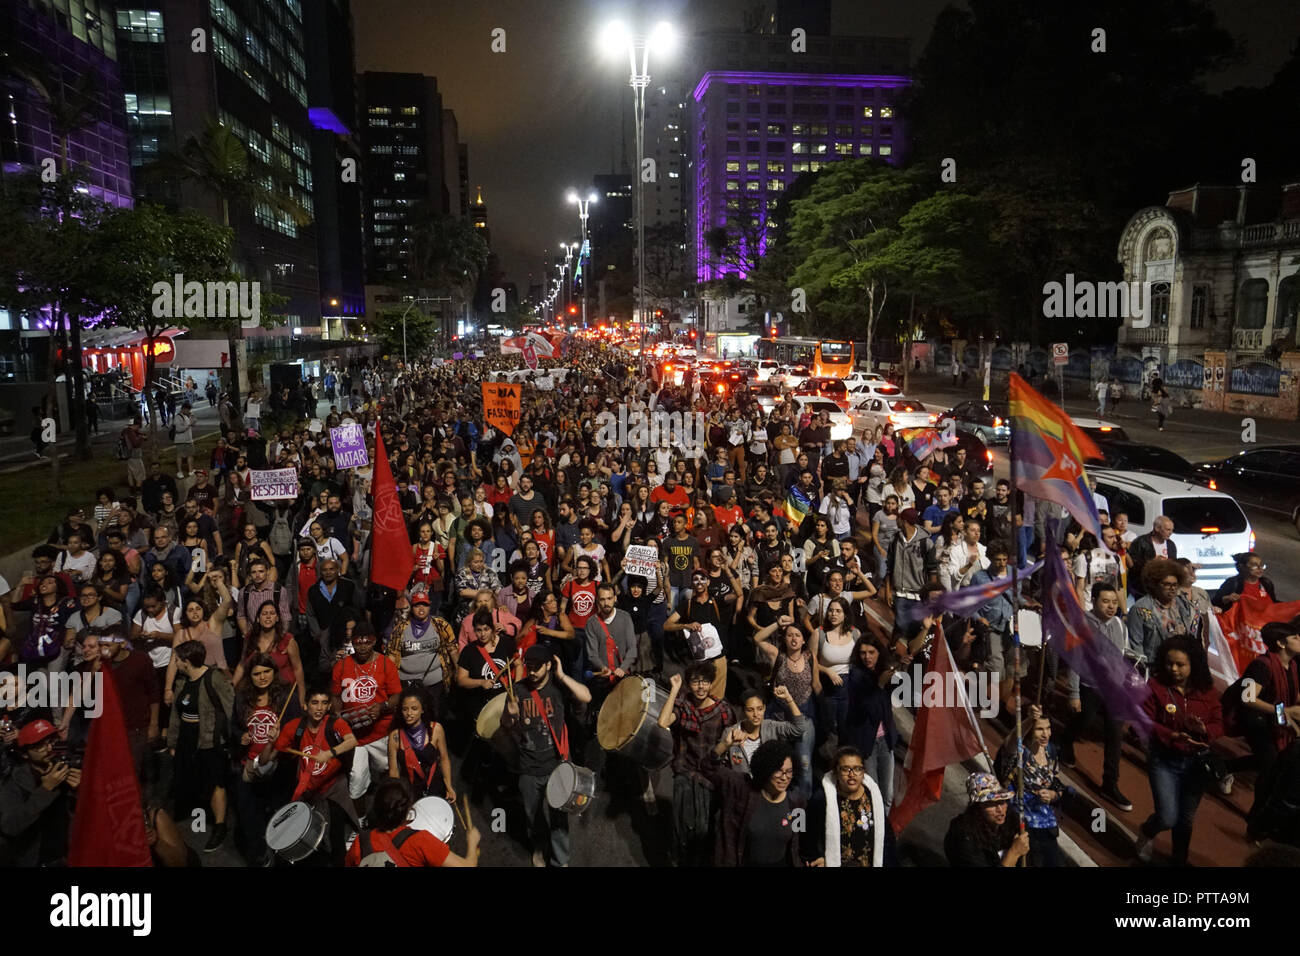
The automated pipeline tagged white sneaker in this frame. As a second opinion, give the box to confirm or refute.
[532,849,546,868]
[1218,773,1234,795]
[1134,832,1153,863]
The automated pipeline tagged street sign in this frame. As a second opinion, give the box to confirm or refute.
[1051,342,1069,366]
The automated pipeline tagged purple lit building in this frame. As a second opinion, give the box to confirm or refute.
[690,71,909,284]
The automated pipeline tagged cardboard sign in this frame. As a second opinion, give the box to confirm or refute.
[481,382,522,437]
[308,419,323,433]
[624,545,660,578]
[250,468,299,501]
[330,423,369,469]
[535,376,554,391]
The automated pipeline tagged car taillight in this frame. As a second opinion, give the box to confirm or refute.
[1200,527,1219,534]
[928,414,937,423]
[1099,426,1112,432]
[1250,531,1256,551]
[716,384,725,393]
[986,450,993,465]
[1208,479,1217,490]
[888,414,898,423]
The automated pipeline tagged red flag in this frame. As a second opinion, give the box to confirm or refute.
[369,426,414,591]
[68,668,152,866]
[890,625,986,834]
[1216,591,1300,676]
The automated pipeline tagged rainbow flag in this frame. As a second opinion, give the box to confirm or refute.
[898,426,958,461]
[785,484,813,526]
[1008,372,1103,541]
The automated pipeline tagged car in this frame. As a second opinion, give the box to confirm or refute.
[776,364,812,388]
[1195,445,1300,536]
[792,395,853,441]
[1090,469,1254,592]
[849,396,936,433]
[1090,441,1204,484]
[750,382,784,413]
[843,370,889,387]
[1072,417,1130,443]
[700,366,748,397]
[794,376,850,409]
[937,401,1011,445]
[749,359,782,382]
[846,381,905,407]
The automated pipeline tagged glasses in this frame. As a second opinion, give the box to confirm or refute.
[771,766,795,778]
[837,766,866,776]
[1160,579,1181,588]
[688,678,712,686]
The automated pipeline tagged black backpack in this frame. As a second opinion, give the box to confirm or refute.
[292,715,352,770]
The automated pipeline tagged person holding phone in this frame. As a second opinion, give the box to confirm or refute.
[0,719,81,866]
[1134,636,1224,865]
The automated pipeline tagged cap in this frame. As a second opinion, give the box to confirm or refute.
[18,719,58,747]
[899,507,920,524]
[523,645,553,668]
[965,771,1015,805]
[410,591,431,605]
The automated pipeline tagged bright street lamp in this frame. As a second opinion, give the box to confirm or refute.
[567,190,598,329]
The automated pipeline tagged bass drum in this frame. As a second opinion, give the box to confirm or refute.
[409,797,455,843]
[596,675,673,770]
[474,692,521,773]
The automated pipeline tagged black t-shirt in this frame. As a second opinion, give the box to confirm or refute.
[743,795,795,866]
[461,635,516,696]
[512,678,567,776]
[665,535,700,588]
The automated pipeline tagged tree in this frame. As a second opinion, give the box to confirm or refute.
[144,118,312,411]
[405,209,489,345]
[371,306,441,357]
[641,222,693,322]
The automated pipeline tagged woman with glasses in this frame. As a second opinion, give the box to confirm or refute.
[712,739,805,867]
[805,746,895,867]
[1128,559,1199,671]
[1212,552,1276,610]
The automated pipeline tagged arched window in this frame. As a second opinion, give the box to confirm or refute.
[1276,275,1298,331]
[1149,282,1170,326]
[1237,279,1269,330]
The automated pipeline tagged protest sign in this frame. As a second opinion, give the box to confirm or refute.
[624,544,660,578]
[251,468,299,501]
[330,423,369,469]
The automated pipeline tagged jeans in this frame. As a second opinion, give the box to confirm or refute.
[866,735,895,816]
[893,596,920,632]
[348,736,391,800]
[1141,745,1206,864]
[817,679,849,746]
[520,771,570,866]
[771,698,816,800]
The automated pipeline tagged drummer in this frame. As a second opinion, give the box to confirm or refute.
[331,623,403,803]
[584,583,638,704]
[266,687,360,866]
[501,644,592,867]
[345,778,481,867]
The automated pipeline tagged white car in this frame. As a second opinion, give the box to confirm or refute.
[792,396,853,441]
[846,381,905,408]
[1071,417,1130,443]
[849,396,937,432]
[777,364,812,389]
[843,370,889,387]
[750,382,784,413]
[751,359,782,382]
[1090,469,1253,596]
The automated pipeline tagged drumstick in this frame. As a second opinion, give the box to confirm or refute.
[276,682,297,724]
[452,793,468,831]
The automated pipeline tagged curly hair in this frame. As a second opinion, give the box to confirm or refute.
[748,739,795,789]
[1141,557,1188,596]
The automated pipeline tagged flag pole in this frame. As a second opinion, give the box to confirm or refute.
[1008,375,1027,856]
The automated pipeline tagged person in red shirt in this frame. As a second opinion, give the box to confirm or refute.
[332,622,403,802]
[345,778,480,867]
[266,687,358,866]
[1134,636,1224,866]
[649,473,689,516]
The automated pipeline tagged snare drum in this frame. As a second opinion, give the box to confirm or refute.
[265,801,327,863]
[596,675,673,770]
[408,797,455,843]
[545,762,597,814]
[474,693,521,772]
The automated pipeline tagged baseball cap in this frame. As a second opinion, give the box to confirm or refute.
[523,645,553,668]
[899,507,920,524]
[18,719,58,747]
[410,591,431,605]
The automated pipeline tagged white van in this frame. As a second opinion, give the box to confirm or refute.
[1090,469,1254,593]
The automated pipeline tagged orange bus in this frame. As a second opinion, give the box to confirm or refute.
[756,337,855,377]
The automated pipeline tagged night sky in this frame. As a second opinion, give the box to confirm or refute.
[353,0,1295,293]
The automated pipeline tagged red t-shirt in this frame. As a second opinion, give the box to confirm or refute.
[484,484,512,509]
[276,716,354,801]
[344,826,451,867]
[713,504,745,529]
[295,563,319,613]
[563,579,598,631]
[534,530,555,567]
[650,484,689,511]
[332,654,403,745]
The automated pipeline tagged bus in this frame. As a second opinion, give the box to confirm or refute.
[756,337,855,377]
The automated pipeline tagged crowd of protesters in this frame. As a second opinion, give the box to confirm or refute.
[0,339,1297,868]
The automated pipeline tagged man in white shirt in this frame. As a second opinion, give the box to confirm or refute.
[941,519,989,591]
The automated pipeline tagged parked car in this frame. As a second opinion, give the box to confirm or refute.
[792,395,853,441]
[1090,469,1254,592]
[1196,445,1300,536]
[937,401,1011,445]
[1090,440,1203,484]
[849,396,936,432]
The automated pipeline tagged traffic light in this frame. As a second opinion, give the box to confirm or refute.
[689,329,697,340]
[568,305,578,315]
[769,323,778,339]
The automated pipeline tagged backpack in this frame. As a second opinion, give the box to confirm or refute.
[269,514,293,555]
[357,827,417,867]
[291,715,351,770]
[116,428,131,460]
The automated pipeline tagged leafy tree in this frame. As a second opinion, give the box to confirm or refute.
[371,305,442,357]
[405,209,489,346]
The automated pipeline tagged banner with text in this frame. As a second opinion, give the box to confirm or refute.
[251,468,300,501]
[481,382,522,437]
[624,544,660,578]
[330,423,369,469]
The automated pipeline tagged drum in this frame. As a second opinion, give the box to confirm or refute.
[265,801,327,863]
[596,675,673,770]
[474,693,521,772]
[408,797,455,843]
[545,762,597,814]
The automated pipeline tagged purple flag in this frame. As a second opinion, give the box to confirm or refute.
[906,561,1043,622]
[1041,544,1153,735]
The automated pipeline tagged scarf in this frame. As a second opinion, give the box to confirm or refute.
[821,771,884,868]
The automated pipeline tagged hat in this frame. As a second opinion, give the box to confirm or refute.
[899,507,920,524]
[965,771,1015,805]
[523,645,553,668]
[410,591,431,605]
[18,719,58,747]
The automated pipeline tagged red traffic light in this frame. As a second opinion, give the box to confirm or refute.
[689,330,697,340]
[568,305,578,315]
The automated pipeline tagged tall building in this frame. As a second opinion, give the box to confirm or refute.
[442,109,468,218]
[359,71,448,285]
[304,0,365,339]
[643,76,689,229]
[115,0,322,349]
[689,70,910,285]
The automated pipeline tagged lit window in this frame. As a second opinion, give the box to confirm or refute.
[862,106,873,118]
[725,180,739,191]
[858,144,873,155]
[878,146,892,156]
[725,161,740,172]
[393,172,405,181]
[881,107,894,118]
[746,161,759,172]
[746,180,760,191]
[767,179,784,191]
[835,143,853,155]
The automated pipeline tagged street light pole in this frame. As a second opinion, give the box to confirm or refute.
[569,190,598,333]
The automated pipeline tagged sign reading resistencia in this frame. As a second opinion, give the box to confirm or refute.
[250,468,300,501]
[330,424,369,469]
